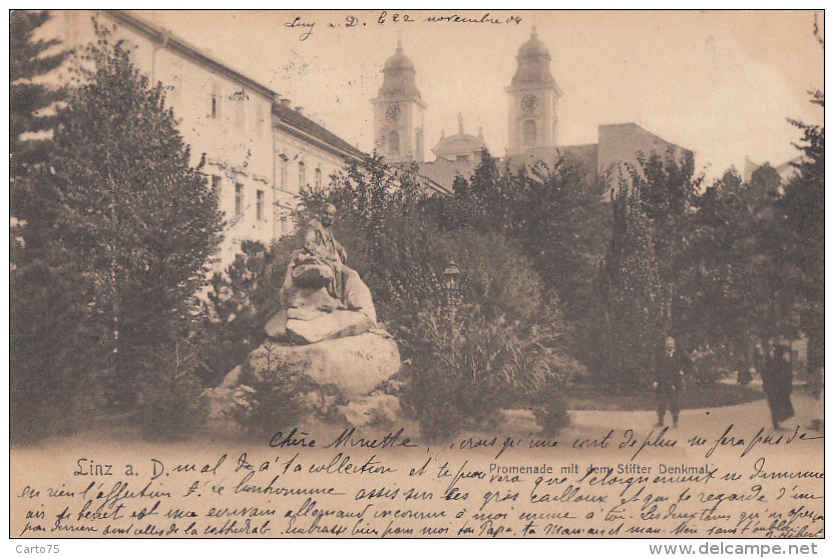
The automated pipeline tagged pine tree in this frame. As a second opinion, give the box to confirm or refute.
[10,10,74,443]
[10,10,67,177]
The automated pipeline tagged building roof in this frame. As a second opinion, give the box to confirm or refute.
[106,10,365,163]
[106,10,275,100]
[273,101,365,161]
[505,144,599,173]
[417,158,477,193]
[432,133,487,161]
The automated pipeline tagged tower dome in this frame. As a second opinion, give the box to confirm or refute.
[431,114,487,162]
[378,40,422,100]
[511,29,558,89]
[505,29,562,154]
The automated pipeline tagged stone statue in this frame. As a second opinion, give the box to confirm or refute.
[208,204,401,430]
[294,203,351,308]
[266,204,376,344]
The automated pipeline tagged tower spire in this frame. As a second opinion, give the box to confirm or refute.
[372,40,426,163]
[506,30,562,154]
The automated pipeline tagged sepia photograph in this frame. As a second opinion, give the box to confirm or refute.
[8,8,824,545]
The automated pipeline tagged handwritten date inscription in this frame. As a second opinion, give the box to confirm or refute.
[284,12,524,41]
[11,424,824,538]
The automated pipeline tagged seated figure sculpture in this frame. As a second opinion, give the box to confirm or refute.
[266,204,376,344]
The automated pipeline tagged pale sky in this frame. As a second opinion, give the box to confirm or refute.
[144,9,823,180]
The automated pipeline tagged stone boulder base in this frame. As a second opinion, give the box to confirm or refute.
[248,331,400,398]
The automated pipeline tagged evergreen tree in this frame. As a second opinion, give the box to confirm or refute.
[780,86,824,377]
[11,21,223,442]
[47,22,224,407]
[10,10,67,177]
[591,184,665,388]
[10,10,74,443]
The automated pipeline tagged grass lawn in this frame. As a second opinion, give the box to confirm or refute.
[564,381,766,411]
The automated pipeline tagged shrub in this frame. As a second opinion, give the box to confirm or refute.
[136,369,207,442]
[400,301,569,441]
[530,382,572,438]
[134,334,209,441]
[231,356,347,441]
[231,362,311,442]
[201,240,292,384]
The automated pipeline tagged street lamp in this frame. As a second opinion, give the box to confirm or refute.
[442,260,461,309]
[442,260,461,291]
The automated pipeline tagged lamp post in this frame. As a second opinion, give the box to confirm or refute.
[442,260,461,311]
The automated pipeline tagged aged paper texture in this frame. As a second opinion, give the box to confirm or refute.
[9,9,824,542]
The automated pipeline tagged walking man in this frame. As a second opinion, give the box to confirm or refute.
[761,344,795,430]
[654,336,689,428]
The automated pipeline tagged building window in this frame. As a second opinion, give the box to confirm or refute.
[315,168,322,189]
[235,98,245,130]
[523,119,537,144]
[211,175,222,197]
[256,190,264,221]
[235,183,244,216]
[255,104,263,138]
[169,61,182,105]
[388,130,400,155]
[298,162,306,190]
[211,83,222,119]
[280,156,288,190]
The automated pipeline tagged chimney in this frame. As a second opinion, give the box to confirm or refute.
[295,106,304,115]
[280,98,291,108]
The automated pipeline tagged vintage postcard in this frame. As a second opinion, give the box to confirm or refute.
[9,9,824,546]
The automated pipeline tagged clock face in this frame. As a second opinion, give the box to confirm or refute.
[521,94,539,114]
[386,103,402,123]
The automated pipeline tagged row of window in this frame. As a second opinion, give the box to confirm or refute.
[212,175,267,221]
[277,157,324,192]
[207,87,266,138]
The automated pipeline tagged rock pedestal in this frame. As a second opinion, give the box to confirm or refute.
[248,331,400,398]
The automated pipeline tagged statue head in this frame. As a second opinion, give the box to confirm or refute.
[321,203,337,227]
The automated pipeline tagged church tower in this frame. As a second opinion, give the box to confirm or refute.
[506,29,562,154]
[371,40,426,163]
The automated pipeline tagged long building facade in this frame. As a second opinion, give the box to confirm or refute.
[49,11,693,270]
[53,10,364,269]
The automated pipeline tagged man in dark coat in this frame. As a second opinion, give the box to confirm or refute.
[761,345,794,430]
[654,336,689,428]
